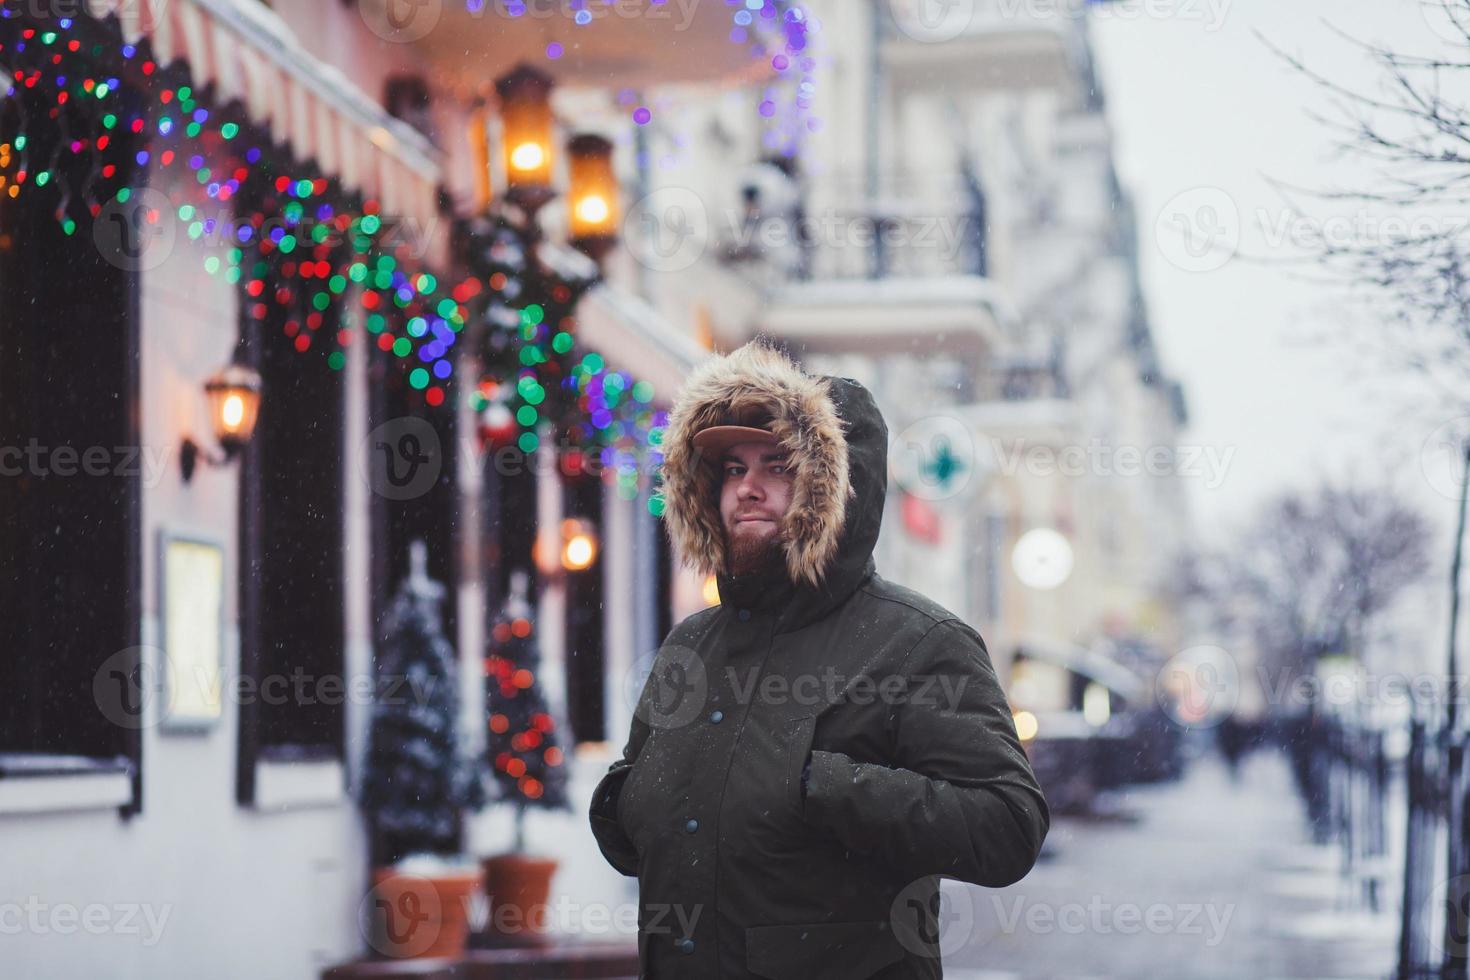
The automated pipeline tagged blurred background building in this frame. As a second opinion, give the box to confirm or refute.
[0,1,1201,976]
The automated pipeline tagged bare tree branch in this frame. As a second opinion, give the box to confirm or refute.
[1190,481,1434,703]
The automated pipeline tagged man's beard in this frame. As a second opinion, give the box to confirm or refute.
[726,524,786,577]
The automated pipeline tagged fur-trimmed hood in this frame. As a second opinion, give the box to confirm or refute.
[661,339,889,618]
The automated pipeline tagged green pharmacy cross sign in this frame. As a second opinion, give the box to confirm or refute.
[921,435,965,492]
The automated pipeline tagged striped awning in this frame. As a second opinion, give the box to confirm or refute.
[85,0,442,238]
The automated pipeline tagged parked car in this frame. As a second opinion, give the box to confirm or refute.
[1006,640,1184,814]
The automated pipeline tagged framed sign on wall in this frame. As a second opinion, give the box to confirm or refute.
[158,531,226,733]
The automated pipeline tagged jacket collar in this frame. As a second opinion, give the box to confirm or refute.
[715,564,795,614]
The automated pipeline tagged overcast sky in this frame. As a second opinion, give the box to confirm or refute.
[1088,0,1470,537]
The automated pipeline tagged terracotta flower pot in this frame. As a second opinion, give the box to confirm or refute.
[368,866,483,960]
[479,853,560,947]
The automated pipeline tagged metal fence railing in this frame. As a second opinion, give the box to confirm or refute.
[1396,718,1470,980]
[1291,711,1469,980]
[1327,718,1392,913]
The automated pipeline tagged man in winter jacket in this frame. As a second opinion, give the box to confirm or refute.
[589,339,1049,978]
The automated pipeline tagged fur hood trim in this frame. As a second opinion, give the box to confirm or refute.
[661,340,854,589]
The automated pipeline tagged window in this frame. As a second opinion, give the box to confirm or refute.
[367,345,460,653]
[235,220,348,804]
[0,82,144,814]
[364,343,462,857]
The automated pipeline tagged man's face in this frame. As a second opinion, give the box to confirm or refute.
[718,440,793,576]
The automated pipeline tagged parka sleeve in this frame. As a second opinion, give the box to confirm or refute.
[800,618,1050,888]
[587,681,653,878]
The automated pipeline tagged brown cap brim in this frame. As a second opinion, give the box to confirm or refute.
[691,424,779,461]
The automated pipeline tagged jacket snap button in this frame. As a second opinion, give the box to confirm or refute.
[678,938,695,954]
[737,608,751,621]
[709,710,724,724]
[685,818,699,833]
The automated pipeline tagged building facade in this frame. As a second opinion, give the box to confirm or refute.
[0,1,1190,976]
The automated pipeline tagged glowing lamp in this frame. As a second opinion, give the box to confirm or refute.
[560,517,599,572]
[575,195,610,225]
[567,134,619,262]
[181,346,262,484]
[511,141,546,173]
[1013,710,1038,742]
[205,361,262,453]
[1082,682,1111,727]
[495,63,555,212]
[1011,527,1074,590]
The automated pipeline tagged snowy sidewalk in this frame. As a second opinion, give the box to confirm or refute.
[942,749,1400,980]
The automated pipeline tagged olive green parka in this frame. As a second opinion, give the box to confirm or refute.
[590,340,1049,979]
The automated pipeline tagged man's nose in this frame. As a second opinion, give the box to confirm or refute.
[738,472,764,499]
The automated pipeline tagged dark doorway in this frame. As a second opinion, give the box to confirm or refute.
[564,469,606,743]
[235,191,349,803]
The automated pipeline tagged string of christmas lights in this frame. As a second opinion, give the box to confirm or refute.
[461,208,669,502]
[0,10,467,407]
[0,3,673,491]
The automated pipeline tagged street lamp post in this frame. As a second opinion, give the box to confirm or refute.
[472,64,627,760]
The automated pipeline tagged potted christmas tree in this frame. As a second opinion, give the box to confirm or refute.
[479,568,570,947]
[358,541,489,960]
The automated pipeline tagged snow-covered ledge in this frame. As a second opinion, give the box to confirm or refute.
[0,755,134,816]
[252,757,347,812]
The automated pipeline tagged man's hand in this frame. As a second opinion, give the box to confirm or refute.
[797,619,1050,888]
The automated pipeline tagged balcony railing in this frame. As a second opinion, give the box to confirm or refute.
[883,0,1074,43]
[716,196,990,285]
[879,0,1089,97]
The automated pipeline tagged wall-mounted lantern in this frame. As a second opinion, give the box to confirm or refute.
[181,351,262,484]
